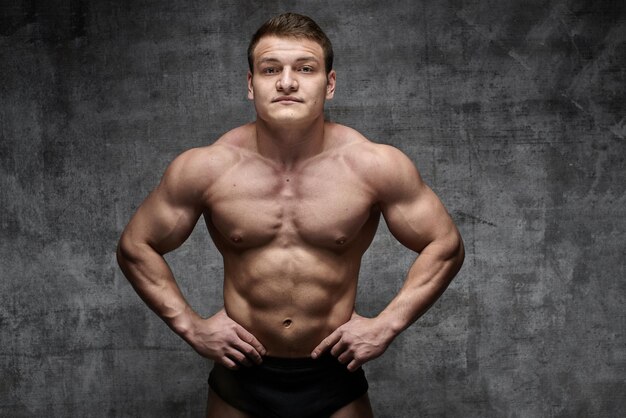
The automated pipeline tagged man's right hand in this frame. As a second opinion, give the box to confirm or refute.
[187,308,266,369]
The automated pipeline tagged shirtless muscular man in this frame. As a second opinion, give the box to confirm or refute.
[117,12,464,418]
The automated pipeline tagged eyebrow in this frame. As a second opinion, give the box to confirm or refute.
[258,56,320,65]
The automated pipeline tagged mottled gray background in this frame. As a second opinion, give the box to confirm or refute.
[1,0,624,417]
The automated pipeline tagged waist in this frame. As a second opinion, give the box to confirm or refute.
[259,354,338,369]
[224,294,354,357]
[230,308,347,357]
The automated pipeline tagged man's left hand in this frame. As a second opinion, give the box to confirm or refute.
[311,312,395,371]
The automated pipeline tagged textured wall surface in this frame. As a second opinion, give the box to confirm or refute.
[1,1,624,417]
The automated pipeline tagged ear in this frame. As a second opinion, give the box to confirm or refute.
[247,71,254,100]
[325,70,336,100]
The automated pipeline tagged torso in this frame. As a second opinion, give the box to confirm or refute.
[200,122,381,356]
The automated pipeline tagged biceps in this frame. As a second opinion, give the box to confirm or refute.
[124,189,202,255]
[381,186,454,253]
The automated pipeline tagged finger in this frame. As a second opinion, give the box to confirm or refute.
[330,338,348,357]
[221,356,239,370]
[235,326,267,358]
[233,327,265,364]
[347,358,363,372]
[233,340,264,365]
[227,349,252,367]
[311,331,342,359]
[337,350,352,364]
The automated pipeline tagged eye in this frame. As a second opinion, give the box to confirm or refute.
[262,67,278,75]
[299,66,313,73]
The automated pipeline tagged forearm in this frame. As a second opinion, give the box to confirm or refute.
[116,239,267,367]
[116,239,200,340]
[377,234,465,336]
[310,235,464,368]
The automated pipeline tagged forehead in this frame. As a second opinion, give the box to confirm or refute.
[252,36,324,63]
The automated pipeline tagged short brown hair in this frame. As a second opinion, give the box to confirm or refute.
[247,13,334,74]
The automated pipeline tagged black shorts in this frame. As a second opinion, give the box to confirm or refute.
[208,355,369,418]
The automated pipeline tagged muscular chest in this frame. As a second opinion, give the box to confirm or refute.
[206,158,376,249]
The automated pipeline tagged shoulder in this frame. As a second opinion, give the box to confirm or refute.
[328,123,416,168]
[168,124,255,176]
[159,125,253,200]
[329,124,424,199]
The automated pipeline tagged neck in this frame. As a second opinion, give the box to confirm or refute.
[254,116,326,167]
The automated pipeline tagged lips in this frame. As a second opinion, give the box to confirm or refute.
[272,96,303,103]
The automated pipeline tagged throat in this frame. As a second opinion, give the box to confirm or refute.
[254,119,328,165]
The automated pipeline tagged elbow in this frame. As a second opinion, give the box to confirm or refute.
[116,234,130,269]
[436,227,464,277]
[116,232,141,269]
[116,238,126,267]
[450,229,465,274]
[116,233,151,286]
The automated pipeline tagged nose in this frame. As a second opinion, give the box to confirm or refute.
[276,68,298,92]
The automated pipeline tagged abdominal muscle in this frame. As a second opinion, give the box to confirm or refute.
[221,246,360,358]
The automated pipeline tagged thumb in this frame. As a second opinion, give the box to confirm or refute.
[311,329,341,359]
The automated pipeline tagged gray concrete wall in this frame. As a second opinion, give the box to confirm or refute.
[1,1,624,417]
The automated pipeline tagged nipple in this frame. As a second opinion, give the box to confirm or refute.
[335,237,347,245]
[282,318,292,328]
[231,234,242,243]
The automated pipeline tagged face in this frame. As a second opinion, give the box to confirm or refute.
[247,36,336,126]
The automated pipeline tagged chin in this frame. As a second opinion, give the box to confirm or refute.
[266,112,313,125]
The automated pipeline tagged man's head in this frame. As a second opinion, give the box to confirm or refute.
[248,13,334,75]
[246,13,336,126]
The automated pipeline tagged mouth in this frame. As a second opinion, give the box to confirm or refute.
[272,96,303,104]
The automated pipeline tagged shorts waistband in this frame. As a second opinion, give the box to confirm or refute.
[261,354,336,369]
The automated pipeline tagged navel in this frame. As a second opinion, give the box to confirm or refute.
[282,318,292,328]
